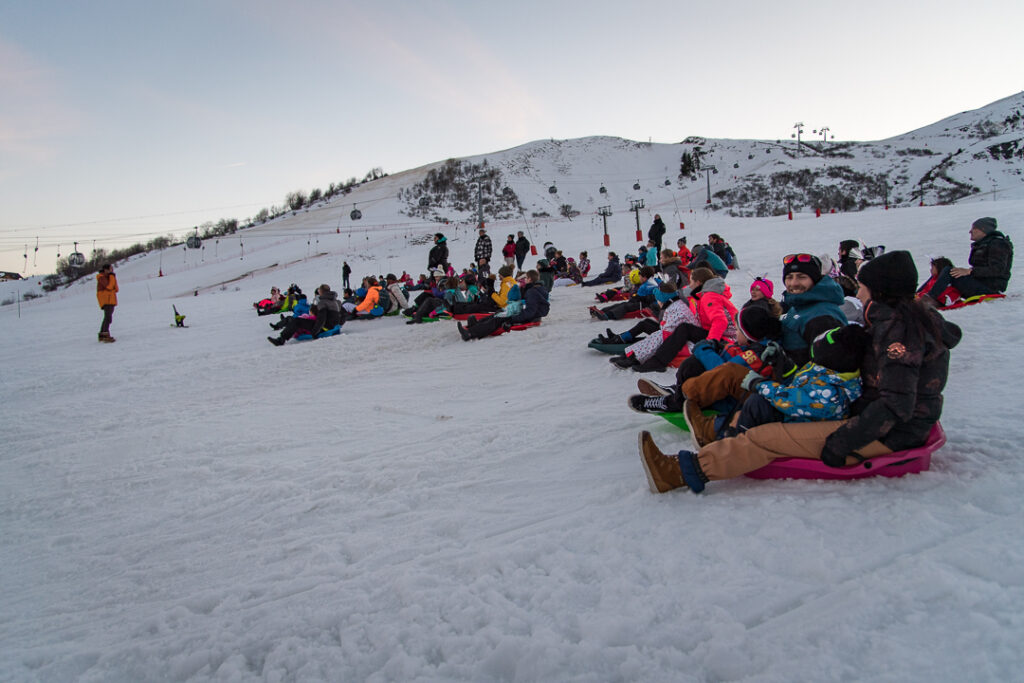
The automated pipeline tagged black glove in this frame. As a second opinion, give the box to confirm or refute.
[501,321,513,331]
[761,342,796,381]
[820,434,849,468]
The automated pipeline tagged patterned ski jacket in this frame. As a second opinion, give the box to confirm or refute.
[755,363,862,422]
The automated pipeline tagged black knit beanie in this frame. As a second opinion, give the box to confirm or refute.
[811,324,870,373]
[972,217,998,234]
[737,306,782,341]
[782,254,823,284]
[857,249,918,299]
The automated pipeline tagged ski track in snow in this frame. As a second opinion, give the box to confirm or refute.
[2,201,1023,682]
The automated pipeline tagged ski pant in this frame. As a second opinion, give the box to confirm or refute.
[464,314,504,339]
[624,318,659,340]
[601,299,642,320]
[735,394,784,433]
[692,419,891,481]
[412,297,445,321]
[100,304,115,336]
[276,316,318,340]
[649,323,708,368]
[927,266,998,299]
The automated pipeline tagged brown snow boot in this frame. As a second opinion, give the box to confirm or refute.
[683,399,716,449]
[638,431,687,494]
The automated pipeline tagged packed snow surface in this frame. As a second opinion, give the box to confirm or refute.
[2,201,1023,681]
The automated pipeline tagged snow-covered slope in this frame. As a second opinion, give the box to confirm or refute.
[2,198,1022,681]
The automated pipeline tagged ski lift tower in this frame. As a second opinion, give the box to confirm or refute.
[630,199,645,241]
[598,205,612,246]
[703,165,718,205]
[792,122,805,155]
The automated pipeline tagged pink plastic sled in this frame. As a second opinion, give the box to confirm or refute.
[745,422,945,480]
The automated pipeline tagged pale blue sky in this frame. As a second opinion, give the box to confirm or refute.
[1,0,1021,273]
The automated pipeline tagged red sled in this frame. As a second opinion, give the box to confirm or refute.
[489,321,541,337]
[938,293,1005,311]
[622,307,655,320]
[451,311,498,321]
[745,422,945,480]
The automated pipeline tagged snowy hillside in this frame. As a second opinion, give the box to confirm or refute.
[2,195,1022,680]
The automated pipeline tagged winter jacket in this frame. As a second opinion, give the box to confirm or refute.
[779,277,848,358]
[691,248,728,277]
[755,363,862,422]
[645,248,659,267]
[626,298,699,363]
[824,300,961,453]
[492,276,518,308]
[355,285,381,314]
[691,277,738,341]
[315,290,343,331]
[648,218,666,246]
[474,234,493,262]
[386,283,409,310]
[968,231,1013,292]
[838,255,858,280]
[508,282,550,324]
[96,272,118,308]
[291,298,311,317]
[661,256,683,286]
[584,257,621,285]
[502,242,516,259]
[692,338,773,377]
[428,239,449,271]
[536,259,555,291]
[578,258,591,277]
[515,237,531,260]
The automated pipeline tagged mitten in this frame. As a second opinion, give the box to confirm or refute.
[740,370,764,392]
[820,434,849,468]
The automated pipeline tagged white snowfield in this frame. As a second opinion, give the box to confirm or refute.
[2,201,1022,682]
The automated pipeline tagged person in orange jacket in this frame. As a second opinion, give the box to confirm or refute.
[96,263,119,342]
[354,276,383,316]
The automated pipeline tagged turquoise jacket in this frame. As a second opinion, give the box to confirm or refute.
[779,277,847,352]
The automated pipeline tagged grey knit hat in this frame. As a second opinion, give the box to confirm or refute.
[972,217,998,234]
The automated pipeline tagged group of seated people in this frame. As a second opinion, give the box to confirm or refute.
[590,216,1012,495]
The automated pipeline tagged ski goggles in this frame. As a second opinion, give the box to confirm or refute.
[783,253,816,264]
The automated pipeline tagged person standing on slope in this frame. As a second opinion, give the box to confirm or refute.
[96,263,119,343]
[648,214,666,253]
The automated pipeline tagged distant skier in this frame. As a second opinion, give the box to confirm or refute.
[96,263,118,343]
[342,261,352,289]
